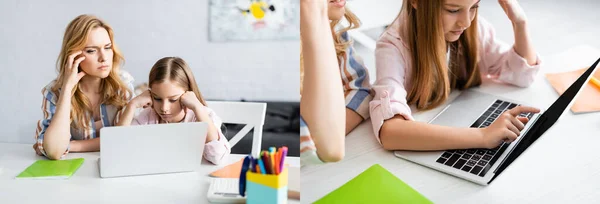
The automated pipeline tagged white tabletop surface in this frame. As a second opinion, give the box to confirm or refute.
[0,143,300,204]
[302,45,600,203]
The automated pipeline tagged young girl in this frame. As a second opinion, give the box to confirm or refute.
[34,14,135,160]
[371,0,541,151]
[118,57,230,165]
[301,0,370,164]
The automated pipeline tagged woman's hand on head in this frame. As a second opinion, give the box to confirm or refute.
[179,91,203,110]
[498,0,528,25]
[478,105,540,149]
[132,90,152,109]
[62,51,86,90]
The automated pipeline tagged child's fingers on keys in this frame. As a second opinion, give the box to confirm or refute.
[504,129,518,142]
[506,122,520,136]
[509,116,525,130]
[517,117,529,124]
[508,106,540,116]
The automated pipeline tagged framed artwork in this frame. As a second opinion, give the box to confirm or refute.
[209,0,300,42]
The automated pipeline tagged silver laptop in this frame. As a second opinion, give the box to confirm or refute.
[98,122,208,178]
[394,57,600,185]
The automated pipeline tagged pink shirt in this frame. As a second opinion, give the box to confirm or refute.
[369,16,542,143]
[132,107,231,165]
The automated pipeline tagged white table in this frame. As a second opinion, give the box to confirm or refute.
[302,45,600,203]
[0,143,300,204]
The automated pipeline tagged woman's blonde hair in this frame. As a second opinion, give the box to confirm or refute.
[300,7,361,94]
[402,0,481,110]
[148,57,208,107]
[330,7,361,67]
[52,14,131,130]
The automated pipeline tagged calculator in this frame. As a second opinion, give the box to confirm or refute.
[207,178,246,203]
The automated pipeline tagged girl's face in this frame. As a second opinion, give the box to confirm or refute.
[328,0,346,21]
[150,81,187,123]
[80,27,113,78]
[441,0,480,42]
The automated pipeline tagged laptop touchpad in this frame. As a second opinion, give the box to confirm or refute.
[430,90,498,128]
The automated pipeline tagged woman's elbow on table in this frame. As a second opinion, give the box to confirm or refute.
[317,148,344,163]
[45,150,64,160]
[315,135,345,162]
[312,126,345,162]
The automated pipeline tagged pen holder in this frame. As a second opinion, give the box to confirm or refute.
[246,167,288,204]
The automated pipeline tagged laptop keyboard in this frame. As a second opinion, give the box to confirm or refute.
[435,99,535,177]
[209,178,240,196]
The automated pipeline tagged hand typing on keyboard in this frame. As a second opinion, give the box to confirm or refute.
[478,105,540,149]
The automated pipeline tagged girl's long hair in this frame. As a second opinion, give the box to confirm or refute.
[401,0,481,110]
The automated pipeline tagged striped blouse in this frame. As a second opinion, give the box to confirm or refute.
[300,32,373,165]
[341,32,373,119]
[34,71,135,159]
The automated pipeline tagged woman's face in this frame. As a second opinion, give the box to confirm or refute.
[150,81,187,123]
[441,0,480,42]
[79,27,113,78]
[328,0,346,21]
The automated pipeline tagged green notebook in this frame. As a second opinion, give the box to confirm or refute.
[16,158,84,179]
[314,164,432,204]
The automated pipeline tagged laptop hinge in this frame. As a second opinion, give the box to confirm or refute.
[489,115,547,184]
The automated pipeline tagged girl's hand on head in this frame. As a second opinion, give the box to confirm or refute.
[63,51,86,90]
[478,105,540,149]
[132,90,152,109]
[498,0,528,25]
[179,91,203,110]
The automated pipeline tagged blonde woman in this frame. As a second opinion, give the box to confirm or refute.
[34,14,134,160]
[371,0,541,151]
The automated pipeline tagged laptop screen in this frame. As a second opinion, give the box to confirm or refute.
[491,57,600,183]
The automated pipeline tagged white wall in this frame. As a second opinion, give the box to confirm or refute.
[0,0,300,143]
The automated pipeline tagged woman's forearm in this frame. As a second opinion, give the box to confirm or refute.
[43,89,74,159]
[300,1,346,162]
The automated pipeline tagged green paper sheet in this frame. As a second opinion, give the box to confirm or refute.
[16,158,84,179]
[314,164,432,204]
